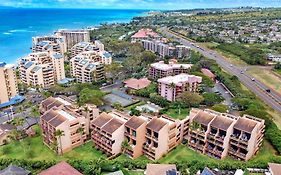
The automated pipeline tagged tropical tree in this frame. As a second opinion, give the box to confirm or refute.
[121,139,131,153]
[54,129,65,155]
[76,127,85,145]
[177,91,204,108]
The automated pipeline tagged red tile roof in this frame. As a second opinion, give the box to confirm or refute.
[39,161,83,175]
[201,68,215,79]
[131,29,159,39]
[124,78,151,90]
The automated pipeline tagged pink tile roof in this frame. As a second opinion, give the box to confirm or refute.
[39,161,83,175]
[131,29,159,39]
[124,78,151,90]
[201,68,215,79]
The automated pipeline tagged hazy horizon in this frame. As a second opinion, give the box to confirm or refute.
[1,0,281,10]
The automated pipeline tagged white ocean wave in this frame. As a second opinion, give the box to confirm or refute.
[3,32,12,35]
[8,29,36,33]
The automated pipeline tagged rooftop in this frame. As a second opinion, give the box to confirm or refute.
[151,61,192,71]
[193,111,216,126]
[101,118,124,134]
[158,73,202,86]
[146,164,177,175]
[268,163,281,175]
[91,112,112,128]
[38,161,82,175]
[0,164,30,175]
[210,115,235,131]
[124,78,151,90]
[125,116,146,130]
[234,117,258,133]
[146,118,167,132]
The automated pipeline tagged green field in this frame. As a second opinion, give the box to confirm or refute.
[164,108,190,120]
[0,125,105,161]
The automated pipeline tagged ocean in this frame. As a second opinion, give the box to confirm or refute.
[0,8,147,64]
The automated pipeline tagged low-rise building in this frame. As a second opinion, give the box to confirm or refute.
[267,54,281,62]
[91,112,127,156]
[0,62,18,104]
[39,161,83,175]
[0,124,16,145]
[39,96,99,154]
[188,109,265,161]
[149,60,192,80]
[157,73,202,101]
[131,29,160,43]
[124,78,151,91]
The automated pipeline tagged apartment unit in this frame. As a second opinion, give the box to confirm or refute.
[18,52,65,88]
[131,28,161,43]
[124,116,147,159]
[91,112,127,156]
[149,61,192,80]
[176,45,190,58]
[0,63,18,104]
[32,35,67,54]
[157,73,202,101]
[40,106,89,154]
[188,109,265,161]
[70,57,105,83]
[55,29,91,50]
[143,115,189,160]
[77,50,112,65]
[229,115,265,161]
[40,96,99,124]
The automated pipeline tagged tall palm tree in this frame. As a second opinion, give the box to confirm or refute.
[54,129,65,155]
[76,127,85,145]
[169,82,177,101]
[121,139,131,153]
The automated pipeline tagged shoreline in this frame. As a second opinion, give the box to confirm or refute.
[0,8,148,65]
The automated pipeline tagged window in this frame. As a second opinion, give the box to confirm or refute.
[132,139,136,145]
[153,141,158,148]
[132,130,136,137]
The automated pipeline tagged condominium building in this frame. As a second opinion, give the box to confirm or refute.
[143,115,188,160]
[149,61,192,80]
[157,73,202,101]
[40,96,100,154]
[70,57,105,83]
[40,96,99,123]
[188,109,265,161]
[18,52,65,88]
[229,115,265,161]
[32,35,67,54]
[131,28,161,43]
[0,63,18,104]
[91,110,189,160]
[124,116,147,159]
[40,106,89,154]
[55,29,91,50]
[142,40,190,58]
[91,112,128,156]
[70,42,99,57]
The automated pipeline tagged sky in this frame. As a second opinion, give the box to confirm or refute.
[1,0,281,10]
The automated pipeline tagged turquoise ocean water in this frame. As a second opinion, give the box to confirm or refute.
[0,8,146,64]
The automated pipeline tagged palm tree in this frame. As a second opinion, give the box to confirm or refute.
[12,118,25,128]
[121,139,131,153]
[54,129,65,155]
[169,82,177,101]
[50,139,59,155]
[76,127,85,145]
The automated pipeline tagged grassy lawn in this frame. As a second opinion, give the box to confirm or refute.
[248,67,281,96]
[274,69,281,76]
[159,144,214,163]
[164,108,190,120]
[0,125,105,161]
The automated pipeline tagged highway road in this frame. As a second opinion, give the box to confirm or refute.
[160,28,281,114]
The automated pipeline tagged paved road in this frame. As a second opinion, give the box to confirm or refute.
[161,28,281,114]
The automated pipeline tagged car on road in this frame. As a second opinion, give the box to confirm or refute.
[230,64,233,67]
[240,71,244,74]
[251,78,255,81]
[266,89,271,93]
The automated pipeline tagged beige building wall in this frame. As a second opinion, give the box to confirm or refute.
[0,63,18,104]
